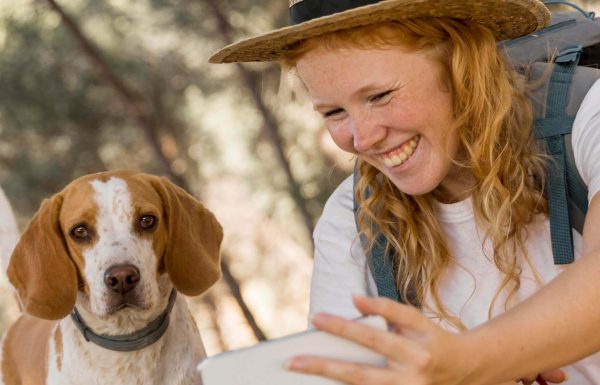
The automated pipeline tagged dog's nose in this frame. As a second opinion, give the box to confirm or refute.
[104,265,140,294]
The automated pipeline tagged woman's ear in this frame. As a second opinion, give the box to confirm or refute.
[149,176,222,296]
[7,194,78,320]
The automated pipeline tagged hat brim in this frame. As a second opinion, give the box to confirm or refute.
[209,0,550,64]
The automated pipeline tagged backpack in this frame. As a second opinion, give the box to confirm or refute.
[352,1,600,304]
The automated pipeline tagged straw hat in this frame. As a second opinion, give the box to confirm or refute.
[209,0,550,64]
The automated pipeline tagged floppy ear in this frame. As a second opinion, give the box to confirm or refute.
[7,194,78,320]
[150,176,222,296]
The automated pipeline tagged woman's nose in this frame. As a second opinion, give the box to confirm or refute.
[351,114,387,152]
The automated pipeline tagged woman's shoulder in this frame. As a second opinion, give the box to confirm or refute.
[313,174,357,240]
[572,79,600,200]
[323,174,354,212]
[576,78,600,118]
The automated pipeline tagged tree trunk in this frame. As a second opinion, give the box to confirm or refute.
[204,0,315,241]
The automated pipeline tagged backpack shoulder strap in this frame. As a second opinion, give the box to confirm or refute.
[534,46,585,264]
[505,5,600,264]
[352,163,401,302]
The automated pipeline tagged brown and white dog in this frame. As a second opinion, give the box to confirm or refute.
[0,170,222,385]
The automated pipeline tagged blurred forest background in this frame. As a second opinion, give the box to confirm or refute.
[0,0,599,356]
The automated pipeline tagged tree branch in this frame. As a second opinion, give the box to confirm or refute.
[204,0,315,241]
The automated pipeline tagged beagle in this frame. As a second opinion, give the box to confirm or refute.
[0,170,222,385]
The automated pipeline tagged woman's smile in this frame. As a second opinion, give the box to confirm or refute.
[377,135,420,169]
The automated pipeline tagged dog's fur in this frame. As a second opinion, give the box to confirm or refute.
[0,170,222,385]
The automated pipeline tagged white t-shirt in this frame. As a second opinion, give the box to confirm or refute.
[310,80,600,383]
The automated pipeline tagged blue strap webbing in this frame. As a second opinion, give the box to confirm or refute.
[535,46,583,264]
[369,234,401,302]
[352,165,401,302]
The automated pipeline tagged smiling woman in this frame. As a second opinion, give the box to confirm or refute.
[283,18,549,331]
[209,0,600,384]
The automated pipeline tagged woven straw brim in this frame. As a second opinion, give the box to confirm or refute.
[209,0,550,64]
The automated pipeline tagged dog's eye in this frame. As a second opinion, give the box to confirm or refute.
[71,225,89,240]
[140,215,156,230]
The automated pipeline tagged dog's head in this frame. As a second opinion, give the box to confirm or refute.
[7,170,222,321]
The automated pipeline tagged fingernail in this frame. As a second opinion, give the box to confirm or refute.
[564,372,569,381]
[308,313,322,327]
[286,357,305,370]
[311,313,328,327]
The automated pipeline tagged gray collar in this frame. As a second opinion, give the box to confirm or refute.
[70,289,177,352]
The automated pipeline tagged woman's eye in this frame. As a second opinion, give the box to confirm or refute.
[140,215,156,230]
[369,90,392,103]
[323,108,344,118]
[71,225,89,239]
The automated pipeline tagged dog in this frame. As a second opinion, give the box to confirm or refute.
[0,170,222,385]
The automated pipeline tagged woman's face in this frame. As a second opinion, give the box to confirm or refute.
[296,45,471,200]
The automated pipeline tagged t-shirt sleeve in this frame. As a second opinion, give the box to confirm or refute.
[309,175,377,326]
[573,79,600,202]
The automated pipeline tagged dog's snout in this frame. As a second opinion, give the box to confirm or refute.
[104,265,140,294]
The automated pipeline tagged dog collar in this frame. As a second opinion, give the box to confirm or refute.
[70,289,177,352]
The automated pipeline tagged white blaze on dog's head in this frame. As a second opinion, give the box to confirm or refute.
[82,177,160,317]
[7,170,222,322]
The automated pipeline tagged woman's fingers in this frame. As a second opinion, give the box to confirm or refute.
[352,295,431,335]
[287,356,398,385]
[538,369,567,383]
[519,368,566,384]
[350,295,475,383]
[301,296,475,385]
[310,312,422,362]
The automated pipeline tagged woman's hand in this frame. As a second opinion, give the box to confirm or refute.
[287,295,567,385]
[288,295,475,385]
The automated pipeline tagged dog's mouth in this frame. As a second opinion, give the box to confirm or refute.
[110,302,143,313]
[105,292,147,315]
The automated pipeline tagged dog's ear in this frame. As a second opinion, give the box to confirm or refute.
[7,194,78,320]
[150,176,222,295]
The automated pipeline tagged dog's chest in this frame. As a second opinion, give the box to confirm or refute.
[47,340,201,385]
[48,354,199,385]
[46,312,203,385]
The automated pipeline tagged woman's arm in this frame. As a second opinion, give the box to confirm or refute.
[464,192,600,383]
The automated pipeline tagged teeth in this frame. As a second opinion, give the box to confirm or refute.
[379,135,420,168]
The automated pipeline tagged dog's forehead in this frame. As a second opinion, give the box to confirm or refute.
[60,179,98,221]
[90,177,133,217]
[120,176,163,209]
[60,173,163,222]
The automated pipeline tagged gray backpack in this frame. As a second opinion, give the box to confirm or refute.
[353,1,600,303]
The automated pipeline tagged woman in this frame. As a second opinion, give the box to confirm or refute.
[210,1,600,384]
